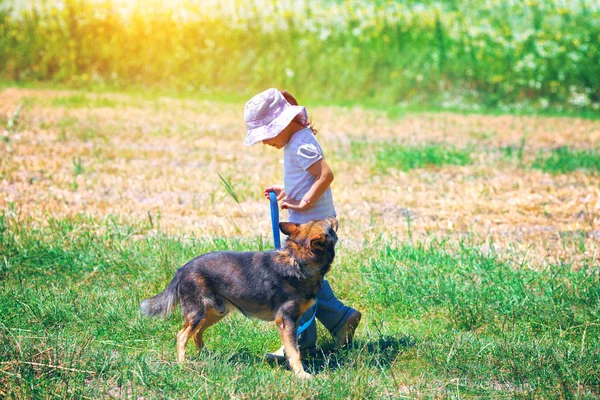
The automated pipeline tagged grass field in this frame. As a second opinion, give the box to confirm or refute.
[1,87,599,398]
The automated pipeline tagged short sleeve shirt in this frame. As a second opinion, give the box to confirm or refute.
[283,128,336,223]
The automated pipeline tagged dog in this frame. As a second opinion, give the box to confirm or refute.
[140,217,338,379]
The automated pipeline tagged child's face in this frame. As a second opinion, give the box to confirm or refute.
[262,131,287,149]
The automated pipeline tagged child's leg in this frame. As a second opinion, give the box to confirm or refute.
[294,280,361,351]
[297,279,344,350]
[315,280,356,337]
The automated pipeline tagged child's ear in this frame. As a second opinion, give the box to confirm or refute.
[279,222,300,237]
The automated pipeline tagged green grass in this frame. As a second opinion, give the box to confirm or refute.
[1,213,599,398]
[3,81,600,121]
[533,147,600,174]
[350,141,473,172]
[50,94,119,109]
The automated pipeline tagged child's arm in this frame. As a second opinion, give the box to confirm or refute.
[281,159,334,211]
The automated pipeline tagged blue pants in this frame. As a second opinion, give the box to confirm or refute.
[297,279,354,350]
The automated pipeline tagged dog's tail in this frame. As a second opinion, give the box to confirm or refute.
[140,278,178,318]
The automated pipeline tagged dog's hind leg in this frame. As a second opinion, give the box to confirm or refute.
[193,306,226,351]
[275,315,312,380]
[176,322,195,363]
[177,295,208,362]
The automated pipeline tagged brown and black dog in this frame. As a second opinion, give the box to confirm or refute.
[140,217,338,379]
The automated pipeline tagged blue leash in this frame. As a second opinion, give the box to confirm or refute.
[268,190,317,335]
[268,191,281,249]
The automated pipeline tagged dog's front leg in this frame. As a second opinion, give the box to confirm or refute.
[275,315,312,380]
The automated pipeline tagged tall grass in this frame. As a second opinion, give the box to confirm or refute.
[1,0,599,111]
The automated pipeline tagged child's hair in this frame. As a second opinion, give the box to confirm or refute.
[280,90,318,135]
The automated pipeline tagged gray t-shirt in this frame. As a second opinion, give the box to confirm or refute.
[283,128,336,223]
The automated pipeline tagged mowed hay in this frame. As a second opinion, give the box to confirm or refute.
[1,88,599,267]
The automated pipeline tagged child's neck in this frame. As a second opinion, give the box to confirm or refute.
[281,121,307,143]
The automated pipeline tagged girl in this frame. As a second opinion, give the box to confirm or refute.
[244,88,361,360]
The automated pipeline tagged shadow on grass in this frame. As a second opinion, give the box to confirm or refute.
[309,334,416,374]
[184,334,415,376]
[256,334,415,375]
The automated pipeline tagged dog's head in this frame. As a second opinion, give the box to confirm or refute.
[279,217,338,259]
[274,217,338,279]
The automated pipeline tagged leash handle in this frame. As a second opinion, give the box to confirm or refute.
[268,191,281,249]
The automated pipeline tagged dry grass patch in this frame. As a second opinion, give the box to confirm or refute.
[1,87,599,267]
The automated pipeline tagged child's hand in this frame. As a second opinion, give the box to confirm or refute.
[264,185,286,200]
[281,198,310,211]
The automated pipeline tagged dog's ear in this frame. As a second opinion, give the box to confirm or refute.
[327,217,338,232]
[279,222,300,236]
[310,233,326,251]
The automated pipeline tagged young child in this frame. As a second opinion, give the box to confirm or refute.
[244,88,361,360]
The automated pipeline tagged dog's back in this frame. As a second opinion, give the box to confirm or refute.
[141,248,324,320]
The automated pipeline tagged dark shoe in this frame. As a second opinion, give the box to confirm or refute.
[334,310,362,348]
